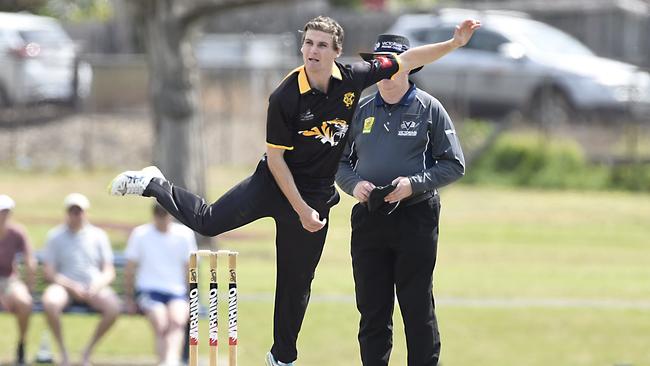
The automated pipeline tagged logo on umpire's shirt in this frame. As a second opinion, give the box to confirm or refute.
[343,92,355,109]
[398,120,419,137]
[299,119,348,147]
[363,117,375,134]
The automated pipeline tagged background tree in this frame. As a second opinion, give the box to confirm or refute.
[2,0,289,199]
[0,0,112,20]
[45,0,113,21]
[0,0,48,13]
[130,0,291,198]
[329,0,362,8]
[390,0,440,10]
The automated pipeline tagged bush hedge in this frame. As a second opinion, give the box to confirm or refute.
[464,132,650,192]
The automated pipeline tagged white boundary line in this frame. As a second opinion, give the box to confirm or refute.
[231,293,650,310]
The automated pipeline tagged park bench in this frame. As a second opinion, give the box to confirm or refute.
[1,251,194,362]
[0,251,130,314]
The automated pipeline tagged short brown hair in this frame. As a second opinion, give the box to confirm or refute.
[153,203,169,217]
[302,16,344,52]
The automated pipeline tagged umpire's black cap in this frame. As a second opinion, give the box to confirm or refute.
[359,34,423,75]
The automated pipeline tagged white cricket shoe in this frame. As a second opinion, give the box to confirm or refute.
[266,352,294,366]
[108,166,164,196]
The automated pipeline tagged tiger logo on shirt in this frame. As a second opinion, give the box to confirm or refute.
[299,119,348,147]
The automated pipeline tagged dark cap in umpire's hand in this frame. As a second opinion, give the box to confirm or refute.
[367,184,399,215]
[359,34,423,75]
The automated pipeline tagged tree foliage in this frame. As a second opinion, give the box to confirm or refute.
[44,0,113,21]
[0,0,48,13]
[0,0,112,21]
[391,0,440,10]
[329,0,444,10]
[132,0,292,196]
[329,0,362,8]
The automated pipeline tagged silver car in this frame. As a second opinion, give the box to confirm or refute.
[388,9,650,122]
[0,12,92,108]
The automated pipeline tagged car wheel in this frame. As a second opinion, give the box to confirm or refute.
[528,87,573,126]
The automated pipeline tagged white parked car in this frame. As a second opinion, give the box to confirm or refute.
[0,12,92,108]
[388,9,650,122]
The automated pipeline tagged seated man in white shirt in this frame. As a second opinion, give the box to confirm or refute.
[124,204,198,366]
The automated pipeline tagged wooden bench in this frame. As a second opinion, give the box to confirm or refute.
[1,251,128,314]
[2,250,194,362]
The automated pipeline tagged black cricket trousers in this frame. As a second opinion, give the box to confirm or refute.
[144,158,336,363]
[351,195,441,366]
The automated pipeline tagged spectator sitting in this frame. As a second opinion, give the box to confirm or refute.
[124,203,197,366]
[0,195,36,366]
[41,193,120,366]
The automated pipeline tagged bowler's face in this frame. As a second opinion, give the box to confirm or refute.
[301,30,340,74]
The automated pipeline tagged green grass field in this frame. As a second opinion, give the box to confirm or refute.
[1,166,649,365]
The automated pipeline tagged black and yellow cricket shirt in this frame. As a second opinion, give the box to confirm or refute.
[266,56,401,187]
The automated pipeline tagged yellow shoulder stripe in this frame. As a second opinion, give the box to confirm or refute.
[331,63,342,80]
[266,142,294,151]
[280,66,304,84]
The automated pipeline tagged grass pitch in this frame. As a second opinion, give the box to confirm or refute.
[1,166,648,365]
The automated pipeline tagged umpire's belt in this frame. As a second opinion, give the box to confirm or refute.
[402,190,437,208]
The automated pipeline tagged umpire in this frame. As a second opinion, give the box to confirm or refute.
[336,34,465,366]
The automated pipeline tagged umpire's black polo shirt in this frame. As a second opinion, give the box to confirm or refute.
[266,57,401,187]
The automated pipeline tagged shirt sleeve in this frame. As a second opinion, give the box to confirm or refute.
[13,225,28,254]
[42,230,57,267]
[408,98,466,194]
[97,229,114,267]
[336,114,364,197]
[266,93,294,150]
[124,228,140,262]
[351,54,402,90]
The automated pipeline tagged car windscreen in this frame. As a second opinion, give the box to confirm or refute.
[19,28,71,47]
[508,20,594,56]
[418,26,509,54]
[416,26,454,44]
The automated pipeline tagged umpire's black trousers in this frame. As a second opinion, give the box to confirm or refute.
[144,158,337,363]
[351,195,441,366]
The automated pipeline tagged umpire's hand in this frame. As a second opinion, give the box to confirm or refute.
[353,180,376,203]
[385,177,413,203]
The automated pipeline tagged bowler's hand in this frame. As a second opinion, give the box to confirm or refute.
[385,177,413,203]
[452,19,481,48]
[298,205,327,233]
[353,181,376,203]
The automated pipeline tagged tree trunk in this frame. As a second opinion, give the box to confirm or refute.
[142,0,206,196]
